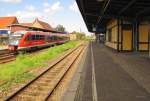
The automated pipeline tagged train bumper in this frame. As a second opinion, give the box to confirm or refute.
[8,45,18,51]
[17,47,28,51]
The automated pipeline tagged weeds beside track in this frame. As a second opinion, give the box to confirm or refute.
[5,43,85,101]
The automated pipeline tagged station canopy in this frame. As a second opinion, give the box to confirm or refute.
[76,0,150,32]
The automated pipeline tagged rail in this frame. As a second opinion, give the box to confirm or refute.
[5,44,85,101]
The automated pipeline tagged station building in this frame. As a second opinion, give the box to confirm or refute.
[76,0,150,52]
[0,16,18,44]
[105,19,149,52]
[69,33,77,41]
[0,16,56,44]
[10,18,53,33]
[10,23,32,33]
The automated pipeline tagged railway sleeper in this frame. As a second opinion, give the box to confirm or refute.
[0,55,15,60]
[0,58,16,64]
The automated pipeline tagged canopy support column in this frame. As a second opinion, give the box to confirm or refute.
[148,21,150,58]
[133,20,139,51]
[117,18,120,52]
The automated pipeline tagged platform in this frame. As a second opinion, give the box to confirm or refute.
[74,42,150,101]
[0,46,7,50]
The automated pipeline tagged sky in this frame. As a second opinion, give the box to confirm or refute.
[0,0,91,35]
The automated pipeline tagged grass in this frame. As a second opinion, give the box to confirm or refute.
[0,41,80,90]
[0,73,35,91]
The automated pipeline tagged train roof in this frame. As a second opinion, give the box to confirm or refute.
[13,31,68,36]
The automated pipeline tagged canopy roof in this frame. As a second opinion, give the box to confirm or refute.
[76,0,150,32]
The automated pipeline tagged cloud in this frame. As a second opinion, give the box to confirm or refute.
[44,1,63,14]
[0,0,22,4]
[5,1,90,34]
[43,2,49,7]
[51,1,62,11]
[7,2,63,25]
[25,5,35,12]
[69,2,79,13]
[7,5,42,22]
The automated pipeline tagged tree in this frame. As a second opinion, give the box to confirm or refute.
[71,31,86,40]
[54,25,66,32]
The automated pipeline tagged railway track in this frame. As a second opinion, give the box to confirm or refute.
[5,44,85,101]
[0,44,66,64]
[0,47,51,64]
[0,50,16,64]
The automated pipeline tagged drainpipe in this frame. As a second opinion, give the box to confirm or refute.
[134,20,138,51]
[148,22,150,58]
[117,18,120,52]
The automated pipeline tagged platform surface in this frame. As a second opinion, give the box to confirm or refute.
[75,42,150,101]
[0,46,7,50]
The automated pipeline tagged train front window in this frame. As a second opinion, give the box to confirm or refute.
[9,34,24,45]
[10,34,23,40]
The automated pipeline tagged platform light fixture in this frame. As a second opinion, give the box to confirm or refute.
[97,0,104,2]
[92,25,96,32]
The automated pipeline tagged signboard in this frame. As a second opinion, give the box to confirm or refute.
[0,30,9,34]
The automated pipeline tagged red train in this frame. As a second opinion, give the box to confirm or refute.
[8,31,69,51]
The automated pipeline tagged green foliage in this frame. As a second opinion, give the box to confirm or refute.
[0,72,35,91]
[83,36,92,41]
[54,24,66,32]
[71,31,86,40]
[0,41,79,85]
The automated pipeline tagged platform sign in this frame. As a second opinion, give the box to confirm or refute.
[0,30,9,34]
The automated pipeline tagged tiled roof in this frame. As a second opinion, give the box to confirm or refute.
[39,21,53,30]
[33,18,53,31]
[0,16,18,29]
[20,23,32,27]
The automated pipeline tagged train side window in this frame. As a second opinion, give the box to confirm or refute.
[58,37,63,40]
[27,35,32,41]
[61,37,64,40]
[53,36,55,40]
[50,36,54,41]
[39,35,42,40]
[58,36,60,40]
[49,36,52,41]
[36,35,40,40]
[51,36,54,41]
[48,36,52,41]
[32,35,36,40]
[52,36,55,41]
[62,37,64,40]
[54,36,58,40]
[38,35,43,40]
[41,35,45,40]
[47,36,50,41]
[48,36,50,41]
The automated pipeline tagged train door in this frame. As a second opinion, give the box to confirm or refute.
[25,34,32,47]
[122,24,132,51]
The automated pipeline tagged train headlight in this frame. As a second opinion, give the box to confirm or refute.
[25,41,29,44]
